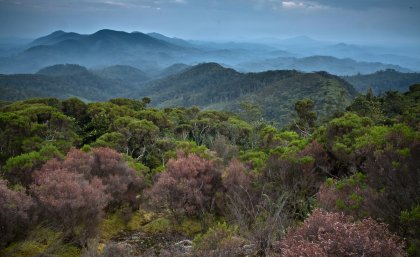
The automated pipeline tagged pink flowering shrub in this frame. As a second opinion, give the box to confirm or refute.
[271,209,407,257]
[148,151,222,219]
[0,179,34,247]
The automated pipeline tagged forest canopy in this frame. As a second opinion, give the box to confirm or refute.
[0,85,419,257]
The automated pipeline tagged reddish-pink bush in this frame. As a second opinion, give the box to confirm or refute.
[53,147,144,209]
[271,209,407,257]
[223,159,251,192]
[90,148,144,209]
[63,147,94,176]
[31,165,109,241]
[222,159,256,227]
[148,151,222,219]
[0,179,33,247]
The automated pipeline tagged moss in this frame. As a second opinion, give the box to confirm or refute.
[100,213,126,241]
[126,210,157,231]
[141,217,171,234]
[173,218,203,237]
[1,227,80,257]
[52,245,81,257]
[2,241,46,257]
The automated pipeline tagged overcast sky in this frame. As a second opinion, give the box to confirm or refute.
[0,0,419,45]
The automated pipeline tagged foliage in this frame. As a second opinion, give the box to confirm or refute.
[99,213,126,241]
[193,222,249,257]
[0,179,34,247]
[272,209,407,257]
[293,99,317,137]
[148,152,222,220]
[0,85,418,255]
[31,162,109,243]
[343,69,420,94]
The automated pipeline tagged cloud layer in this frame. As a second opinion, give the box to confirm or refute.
[0,0,419,45]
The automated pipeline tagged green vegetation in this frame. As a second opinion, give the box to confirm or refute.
[0,63,358,127]
[0,83,418,256]
[343,69,420,94]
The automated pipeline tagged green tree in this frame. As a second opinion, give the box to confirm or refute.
[293,99,317,137]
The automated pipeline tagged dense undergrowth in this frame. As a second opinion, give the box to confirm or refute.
[0,84,419,256]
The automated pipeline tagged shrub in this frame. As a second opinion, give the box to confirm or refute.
[272,209,407,257]
[148,151,222,220]
[0,179,34,247]
[31,164,109,243]
[59,147,144,210]
[317,173,375,219]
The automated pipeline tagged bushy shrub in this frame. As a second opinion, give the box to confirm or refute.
[148,151,222,220]
[317,173,375,219]
[272,209,407,257]
[59,147,144,210]
[0,179,34,247]
[31,162,109,242]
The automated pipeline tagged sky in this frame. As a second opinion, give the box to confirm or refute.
[0,0,419,45]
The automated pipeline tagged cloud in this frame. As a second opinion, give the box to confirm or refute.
[312,0,420,10]
[281,1,325,9]
[253,0,328,11]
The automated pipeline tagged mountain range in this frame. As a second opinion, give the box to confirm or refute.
[136,63,358,125]
[0,29,418,75]
[342,69,420,93]
[2,60,420,126]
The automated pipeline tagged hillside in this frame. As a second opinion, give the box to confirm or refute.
[342,69,420,93]
[138,63,358,125]
[92,65,150,85]
[0,30,187,73]
[1,87,418,256]
[238,55,410,75]
[0,64,134,101]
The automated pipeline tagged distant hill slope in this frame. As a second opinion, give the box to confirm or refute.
[0,30,188,74]
[147,32,195,48]
[37,64,90,77]
[157,63,191,78]
[92,65,150,85]
[0,64,135,101]
[27,30,85,47]
[342,69,420,94]
[138,63,357,126]
[238,56,410,75]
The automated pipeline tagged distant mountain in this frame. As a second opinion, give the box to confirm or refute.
[37,64,89,77]
[157,63,191,78]
[92,65,150,85]
[278,36,328,47]
[147,32,195,48]
[27,30,85,47]
[0,64,135,101]
[238,55,410,75]
[1,29,416,75]
[0,29,188,74]
[138,63,357,125]
[343,69,420,94]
